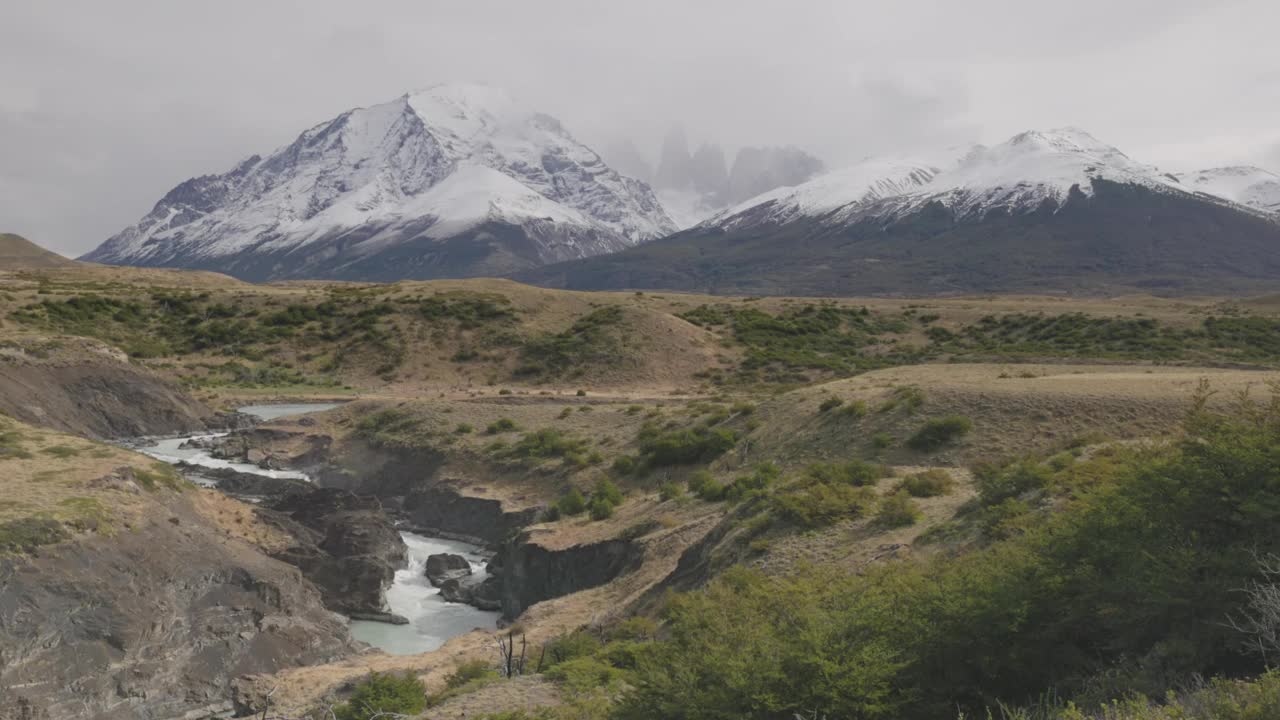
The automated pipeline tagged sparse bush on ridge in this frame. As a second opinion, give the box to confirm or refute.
[908,415,973,451]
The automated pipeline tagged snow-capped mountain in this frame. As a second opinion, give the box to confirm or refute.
[707,128,1218,232]
[518,127,1280,296]
[83,84,676,281]
[1176,166,1280,216]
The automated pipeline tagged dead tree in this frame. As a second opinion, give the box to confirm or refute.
[496,626,528,678]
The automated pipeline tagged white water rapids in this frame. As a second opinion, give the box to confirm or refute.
[134,402,498,655]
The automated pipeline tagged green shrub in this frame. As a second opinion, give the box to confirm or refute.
[589,496,615,521]
[871,432,894,450]
[659,481,684,501]
[612,454,638,475]
[819,397,844,412]
[544,656,624,694]
[541,630,601,669]
[838,400,869,418]
[805,459,889,487]
[609,616,659,642]
[638,423,737,466]
[444,660,496,690]
[557,488,587,516]
[335,672,426,720]
[723,462,781,502]
[593,478,624,507]
[907,415,973,451]
[507,428,589,461]
[687,469,714,495]
[875,491,922,527]
[486,417,519,434]
[896,469,955,497]
[454,423,474,434]
[976,460,1052,506]
[773,482,877,528]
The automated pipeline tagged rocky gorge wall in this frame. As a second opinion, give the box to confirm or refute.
[0,493,358,720]
[497,535,645,619]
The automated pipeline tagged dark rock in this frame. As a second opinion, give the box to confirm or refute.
[205,410,258,431]
[424,553,473,587]
[347,611,410,625]
[437,574,502,612]
[402,484,542,545]
[498,536,644,619]
[469,576,503,611]
[259,488,407,617]
[0,494,357,719]
[173,463,312,500]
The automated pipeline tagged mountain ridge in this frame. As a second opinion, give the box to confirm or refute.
[82,84,676,281]
[516,128,1280,297]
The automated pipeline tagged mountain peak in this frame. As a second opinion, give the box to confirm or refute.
[83,86,675,281]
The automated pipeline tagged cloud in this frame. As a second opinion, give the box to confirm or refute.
[1,0,1277,256]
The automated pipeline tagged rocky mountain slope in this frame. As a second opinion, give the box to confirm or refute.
[81,84,675,281]
[518,128,1280,296]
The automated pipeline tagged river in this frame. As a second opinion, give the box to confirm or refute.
[133,401,498,655]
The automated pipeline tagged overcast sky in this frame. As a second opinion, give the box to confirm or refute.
[3,0,1279,256]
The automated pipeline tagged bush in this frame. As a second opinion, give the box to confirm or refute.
[819,397,845,412]
[454,423,474,434]
[687,469,714,495]
[589,496,615,521]
[444,660,496,689]
[593,478,624,507]
[486,417,519,434]
[544,656,624,694]
[871,432,894,450]
[542,630,601,669]
[557,488,587,516]
[976,459,1052,506]
[612,454,638,475]
[838,400,869,419]
[638,423,737,466]
[875,491,922,527]
[772,482,876,528]
[805,459,889,487]
[335,672,426,720]
[907,415,973,451]
[895,469,955,497]
[659,481,684,501]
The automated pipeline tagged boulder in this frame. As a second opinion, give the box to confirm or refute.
[424,553,472,587]
[438,574,502,612]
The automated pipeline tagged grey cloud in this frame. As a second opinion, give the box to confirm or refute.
[1,0,1276,256]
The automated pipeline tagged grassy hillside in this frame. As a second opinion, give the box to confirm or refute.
[10,257,1280,719]
[0,233,77,269]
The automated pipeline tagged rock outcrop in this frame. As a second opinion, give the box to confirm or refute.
[257,489,408,619]
[425,553,473,587]
[402,485,542,545]
[0,494,357,720]
[497,536,644,619]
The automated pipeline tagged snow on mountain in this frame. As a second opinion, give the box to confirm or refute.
[1175,166,1280,215]
[84,83,676,279]
[705,127,1249,232]
[706,152,958,230]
